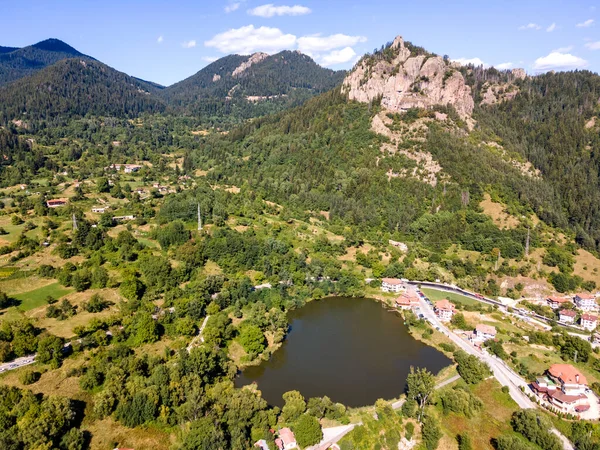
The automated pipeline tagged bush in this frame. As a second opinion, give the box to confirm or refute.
[439,387,483,417]
[421,415,441,450]
[405,422,414,441]
[293,414,323,448]
[454,350,491,384]
[20,370,40,385]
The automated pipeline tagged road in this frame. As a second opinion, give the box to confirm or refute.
[0,355,35,373]
[186,315,210,352]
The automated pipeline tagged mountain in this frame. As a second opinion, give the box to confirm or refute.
[0,58,166,123]
[0,38,91,85]
[161,50,346,125]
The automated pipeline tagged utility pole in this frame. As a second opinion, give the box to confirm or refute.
[525,227,530,257]
[72,213,78,230]
[197,203,202,231]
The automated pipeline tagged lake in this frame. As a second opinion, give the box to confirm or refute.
[235,296,451,407]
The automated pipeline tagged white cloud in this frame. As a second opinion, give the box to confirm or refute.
[585,41,600,50]
[181,40,197,49]
[202,56,219,63]
[533,51,588,71]
[205,25,297,54]
[495,62,513,70]
[157,35,164,44]
[320,47,357,66]
[546,23,556,32]
[519,23,541,30]
[552,45,573,52]
[248,4,311,17]
[297,33,367,55]
[452,57,487,67]
[225,2,241,13]
[576,19,594,27]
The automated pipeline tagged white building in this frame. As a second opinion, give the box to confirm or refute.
[381,278,405,293]
[559,309,577,324]
[574,293,597,311]
[435,299,455,322]
[474,324,497,342]
[581,313,598,331]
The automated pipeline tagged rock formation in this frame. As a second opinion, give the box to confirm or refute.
[232,52,268,78]
[342,36,474,119]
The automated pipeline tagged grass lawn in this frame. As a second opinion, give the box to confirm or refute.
[421,288,480,307]
[13,282,73,311]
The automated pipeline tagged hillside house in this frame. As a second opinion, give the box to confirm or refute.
[474,324,497,342]
[107,164,142,173]
[91,206,108,214]
[112,215,135,222]
[381,278,405,293]
[581,313,598,331]
[46,198,68,208]
[395,290,420,310]
[254,440,270,450]
[575,293,597,311]
[547,296,571,309]
[559,309,577,324]
[531,364,589,414]
[434,299,455,322]
[276,428,297,449]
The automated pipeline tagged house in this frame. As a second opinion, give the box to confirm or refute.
[46,198,68,208]
[531,364,589,413]
[547,296,571,309]
[434,299,455,322]
[580,313,598,331]
[558,309,577,324]
[388,240,408,252]
[575,293,597,311]
[592,333,600,345]
[112,215,135,222]
[106,163,142,173]
[474,324,497,342]
[254,440,270,450]
[395,290,420,310]
[381,278,405,293]
[278,428,297,449]
[91,206,108,214]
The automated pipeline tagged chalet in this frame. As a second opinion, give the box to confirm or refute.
[474,324,497,342]
[106,164,142,173]
[46,198,68,208]
[547,296,571,309]
[558,309,577,324]
[574,293,597,312]
[276,427,297,449]
[395,290,420,310]
[381,278,405,293]
[531,364,589,414]
[434,299,455,322]
[91,206,108,214]
[580,313,598,331]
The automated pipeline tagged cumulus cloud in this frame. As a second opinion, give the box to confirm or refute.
[225,2,241,13]
[533,51,588,71]
[495,62,514,70]
[576,19,594,27]
[319,47,357,66]
[297,33,367,55]
[248,4,311,17]
[552,45,573,53]
[157,35,164,44]
[202,56,219,63]
[519,23,541,30]
[585,41,600,50]
[205,25,296,54]
[181,40,197,49]
[452,57,487,67]
[546,23,556,32]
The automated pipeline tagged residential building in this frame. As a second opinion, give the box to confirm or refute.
[474,324,497,342]
[395,290,420,310]
[46,198,68,208]
[381,278,405,293]
[574,293,597,311]
[547,296,571,309]
[91,206,108,214]
[106,163,142,173]
[254,439,270,450]
[558,309,577,324]
[277,428,297,449]
[592,333,600,345]
[531,364,589,414]
[434,299,455,322]
[581,313,598,331]
[112,215,135,222]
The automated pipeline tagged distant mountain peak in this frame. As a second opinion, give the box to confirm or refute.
[32,38,84,56]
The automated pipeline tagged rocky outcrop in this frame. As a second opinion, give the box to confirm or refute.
[343,36,474,119]
[480,82,520,106]
[232,52,268,78]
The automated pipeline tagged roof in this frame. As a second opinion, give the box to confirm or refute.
[581,313,598,322]
[559,309,577,317]
[47,198,68,204]
[396,291,420,305]
[576,293,595,300]
[475,324,497,336]
[382,278,403,285]
[548,389,587,404]
[435,299,455,311]
[279,428,296,445]
[547,296,570,304]
[548,364,587,385]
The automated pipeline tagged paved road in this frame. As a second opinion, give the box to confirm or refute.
[0,355,35,373]
[305,424,358,450]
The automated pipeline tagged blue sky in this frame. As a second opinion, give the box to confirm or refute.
[1,0,599,86]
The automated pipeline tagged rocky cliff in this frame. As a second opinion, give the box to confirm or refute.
[342,36,474,119]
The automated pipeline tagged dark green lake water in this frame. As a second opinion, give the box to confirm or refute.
[235,296,451,407]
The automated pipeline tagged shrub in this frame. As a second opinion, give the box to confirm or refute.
[20,370,41,385]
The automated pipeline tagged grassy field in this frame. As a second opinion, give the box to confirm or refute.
[13,282,73,311]
[420,288,480,307]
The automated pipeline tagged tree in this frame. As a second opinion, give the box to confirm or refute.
[495,435,531,450]
[406,366,435,422]
[36,334,64,367]
[454,350,490,384]
[178,416,227,450]
[120,277,145,301]
[115,392,157,427]
[281,390,306,422]
[293,414,322,448]
[238,324,266,358]
[82,293,110,313]
[20,370,40,385]
[96,177,110,193]
[0,291,11,308]
[130,312,159,346]
[451,313,470,330]
[421,415,441,450]
[60,428,85,450]
[511,410,562,450]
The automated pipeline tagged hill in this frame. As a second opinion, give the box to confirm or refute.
[0,58,166,124]
[0,38,91,85]
[161,50,346,125]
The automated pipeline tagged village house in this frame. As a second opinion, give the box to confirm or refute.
[559,309,577,324]
[381,278,405,293]
[434,299,455,322]
[581,313,598,331]
[112,215,135,222]
[254,440,270,450]
[106,163,142,173]
[574,293,597,311]
[46,198,68,208]
[91,206,108,214]
[547,296,571,309]
[592,333,600,345]
[275,428,297,449]
[531,364,590,414]
[473,324,497,342]
[395,290,420,310]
